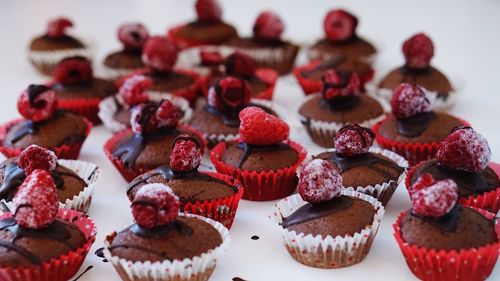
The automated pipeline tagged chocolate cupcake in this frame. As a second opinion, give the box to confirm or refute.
[307,9,376,63]
[0,85,91,159]
[102,23,149,80]
[28,17,92,76]
[103,183,229,281]
[298,70,385,147]
[272,158,384,268]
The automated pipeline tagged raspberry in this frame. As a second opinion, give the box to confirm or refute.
[118,23,149,50]
[253,11,285,40]
[321,70,361,100]
[208,76,250,112]
[323,9,358,42]
[142,36,178,72]
[239,106,289,145]
[130,103,159,134]
[390,83,431,119]
[402,33,434,69]
[53,56,93,85]
[117,75,152,106]
[47,17,73,38]
[131,183,180,228]
[436,126,491,172]
[334,123,375,156]
[13,169,59,229]
[409,173,436,196]
[169,135,202,172]
[18,145,58,175]
[17,84,57,122]
[200,50,223,66]
[411,176,458,218]
[298,159,342,204]
[224,52,257,77]
[195,0,222,22]
[156,99,181,128]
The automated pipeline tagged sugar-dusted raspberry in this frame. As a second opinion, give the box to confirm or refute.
[195,0,222,22]
[118,23,149,50]
[142,36,178,72]
[200,50,223,66]
[321,70,361,100]
[53,56,93,85]
[402,33,434,69]
[47,17,73,38]
[17,84,57,122]
[298,159,342,204]
[208,76,250,112]
[323,9,358,42]
[170,135,202,172]
[131,183,180,228]
[334,123,375,156]
[156,99,181,128]
[224,52,257,77]
[411,175,458,218]
[239,106,289,145]
[436,126,491,172]
[390,83,431,119]
[130,103,159,134]
[253,11,285,40]
[18,145,58,175]
[13,169,59,229]
[117,74,152,106]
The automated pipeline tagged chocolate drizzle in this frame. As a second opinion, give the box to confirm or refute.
[411,205,461,232]
[27,84,51,107]
[235,142,291,168]
[9,120,38,144]
[397,111,436,137]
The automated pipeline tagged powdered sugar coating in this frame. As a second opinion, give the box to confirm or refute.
[130,100,180,134]
[402,33,434,69]
[334,124,374,156]
[17,86,57,122]
[391,83,431,119]
[411,178,458,218]
[170,136,202,172]
[118,23,149,50]
[323,9,358,42]
[253,11,285,40]
[18,145,58,175]
[298,159,343,204]
[117,74,152,106]
[142,36,178,72]
[131,183,180,228]
[239,106,289,145]
[156,99,181,128]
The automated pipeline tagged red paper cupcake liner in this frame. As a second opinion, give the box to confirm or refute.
[103,124,207,182]
[57,97,103,125]
[406,161,500,214]
[0,208,97,281]
[0,117,92,160]
[292,60,375,95]
[167,24,208,49]
[393,208,500,281]
[210,139,307,201]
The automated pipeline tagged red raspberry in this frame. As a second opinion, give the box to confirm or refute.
[436,126,491,172]
[411,176,458,218]
[17,84,57,122]
[118,75,152,106]
[53,56,93,85]
[156,99,181,128]
[13,169,59,229]
[321,70,361,100]
[195,0,222,22]
[130,103,159,134]
[118,23,149,50]
[142,36,178,72]
[170,135,202,172]
[253,11,285,40]
[409,173,436,197]
[323,9,358,42]
[334,123,375,156]
[298,159,343,204]
[239,106,289,145]
[224,52,257,77]
[200,50,223,66]
[47,17,73,38]
[402,33,434,69]
[131,183,180,228]
[18,145,58,175]
[390,83,431,119]
[208,76,250,112]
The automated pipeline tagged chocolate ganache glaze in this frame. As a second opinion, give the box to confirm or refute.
[396,111,436,137]
[410,205,462,232]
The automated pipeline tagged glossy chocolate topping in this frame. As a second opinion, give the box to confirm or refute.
[27,84,51,108]
[397,111,436,137]
[411,205,461,232]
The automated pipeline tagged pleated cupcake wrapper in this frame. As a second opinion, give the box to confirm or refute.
[28,46,93,76]
[147,69,203,105]
[56,96,103,124]
[103,124,207,182]
[102,65,143,81]
[0,208,97,281]
[168,24,213,49]
[103,213,230,281]
[0,117,92,160]
[271,190,385,269]
[406,161,500,214]
[210,139,307,201]
[98,93,193,133]
[393,208,500,281]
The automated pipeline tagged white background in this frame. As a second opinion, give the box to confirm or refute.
[0,0,499,280]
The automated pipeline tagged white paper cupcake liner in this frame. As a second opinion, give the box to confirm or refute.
[103,213,231,281]
[305,46,377,65]
[101,65,142,81]
[271,190,384,268]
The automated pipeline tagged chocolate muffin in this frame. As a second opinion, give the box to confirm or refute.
[147,70,196,94]
[52,77,115,101]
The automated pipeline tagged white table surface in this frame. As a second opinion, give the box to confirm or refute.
[1,0,499,280]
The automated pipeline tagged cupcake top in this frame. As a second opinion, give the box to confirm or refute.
[0,169,86,267]
[103,23,149,70]
[29,17,85,52]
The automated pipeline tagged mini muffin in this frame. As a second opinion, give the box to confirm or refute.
[394,176,499,281]
[407,127,500,213]
[272,158,384,268]
[0,170,96,281]
[102,23,149,80]
[103,183,230,281]
[211,107,306,201]
[373,83,467,165]
[0,85,91,159]
[28,17,92,76]
[376,33,456,110]
[307,9,376,63]
[298,70,385,147]
[168,0,237,48]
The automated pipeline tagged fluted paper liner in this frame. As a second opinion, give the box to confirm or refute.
[28,45,93,76]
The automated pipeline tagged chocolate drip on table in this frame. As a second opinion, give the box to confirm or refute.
[281,196,353,227]
[94,247,108,262]
[300,55,348,78]
[411,205,461,232]
[235,142,291,168]
[396,111,436,137]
